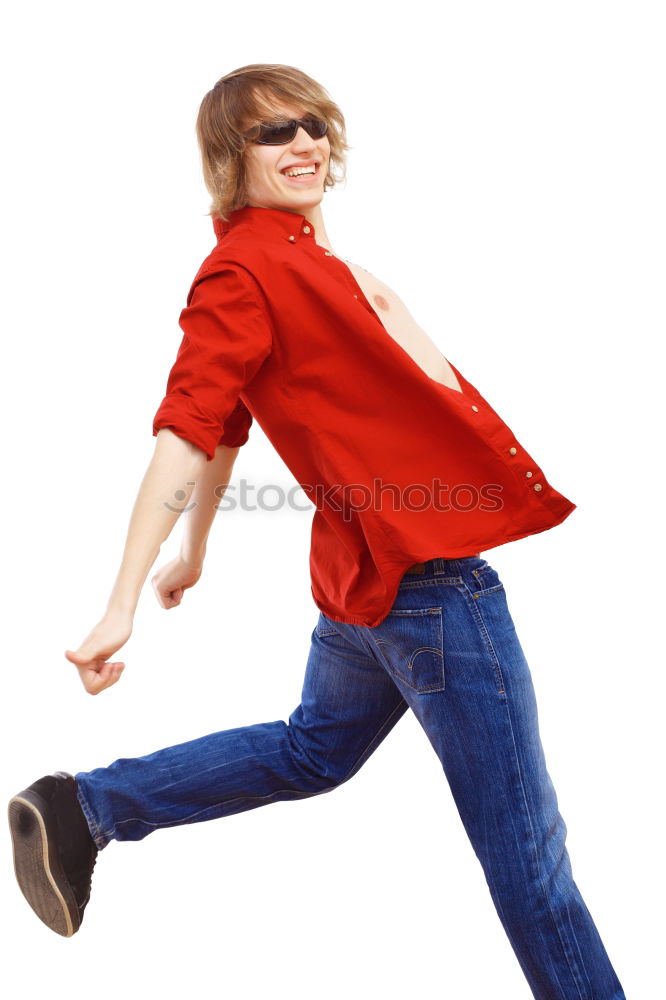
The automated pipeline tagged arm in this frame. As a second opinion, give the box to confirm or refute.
[67,263,272,694]
[65,428,210,694]
[106,427,211,614]
[149,440,241,610]
[180,442,240,569]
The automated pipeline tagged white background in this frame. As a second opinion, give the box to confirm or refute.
[1,1,662,996]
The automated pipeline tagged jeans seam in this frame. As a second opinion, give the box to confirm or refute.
[510,719,589,997]
[491,664,591,997]
[75,782,109,852]
[109,785,333,835]
[459,582,507,696]
[106,746,293,836]
[338,697,408,783]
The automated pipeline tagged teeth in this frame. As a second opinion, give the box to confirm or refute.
[284,166,316,177]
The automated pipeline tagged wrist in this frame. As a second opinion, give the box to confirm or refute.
[105,596,137,620]
[180,547,206,571]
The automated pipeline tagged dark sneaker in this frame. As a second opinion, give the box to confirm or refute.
[8,771,98,937]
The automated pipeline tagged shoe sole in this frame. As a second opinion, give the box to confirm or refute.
[8,791,80,937]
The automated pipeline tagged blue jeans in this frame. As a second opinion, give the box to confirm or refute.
[75,555,625,999]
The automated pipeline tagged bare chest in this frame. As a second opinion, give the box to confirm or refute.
[342,258,463,393]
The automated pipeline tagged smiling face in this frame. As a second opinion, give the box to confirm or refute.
[242,99,331,216]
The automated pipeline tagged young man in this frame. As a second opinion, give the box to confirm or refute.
[8,65,626,998]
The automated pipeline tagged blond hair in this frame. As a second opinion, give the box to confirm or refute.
[195,63,351,223]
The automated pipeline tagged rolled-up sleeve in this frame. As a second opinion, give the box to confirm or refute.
[216,397,254,448]
[152,263,273,460]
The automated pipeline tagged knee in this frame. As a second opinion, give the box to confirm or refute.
[285,719,351,792]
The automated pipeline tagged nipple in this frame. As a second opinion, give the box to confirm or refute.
[373,294,390,311]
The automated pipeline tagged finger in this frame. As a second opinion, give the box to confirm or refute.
[83,671,105,695]
[81,663,110,695]
[77,659,111,691]
[158,589,181,609]
[91,666,122,694]
[66,648,101,667]
[85,662,123,695]
[151,576,170,609]
[153,586,171,609]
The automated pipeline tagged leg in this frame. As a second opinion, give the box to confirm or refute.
[334,556,626,1000]
[74,616,408,850]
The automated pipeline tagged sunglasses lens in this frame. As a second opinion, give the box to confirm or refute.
[256,118,328,144]
[304,119,328,139]
[258,121,297,144]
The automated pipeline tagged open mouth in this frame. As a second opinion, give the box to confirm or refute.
[280,162,321,183]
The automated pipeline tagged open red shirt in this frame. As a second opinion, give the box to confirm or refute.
[153,205,576,627]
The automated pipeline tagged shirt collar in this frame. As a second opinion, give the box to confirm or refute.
[213,205,317,245]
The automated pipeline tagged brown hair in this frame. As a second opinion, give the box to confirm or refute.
[195,63,351,223]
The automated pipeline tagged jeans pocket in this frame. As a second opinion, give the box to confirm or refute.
[315,611,338,638]
[369,607,445,694]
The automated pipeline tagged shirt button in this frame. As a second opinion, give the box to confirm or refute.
[509,447,517,455]
[324,250,333,256]
[303,225,311,234]
[533,484,543,492]
[525,471,533,478]
[353,294,358,298]
[471,405,479,412]
[288,235,295,242]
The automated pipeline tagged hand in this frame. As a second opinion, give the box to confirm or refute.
[65,610,133,695]
[151,554,202,609]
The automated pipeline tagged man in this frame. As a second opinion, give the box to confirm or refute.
[8,64,626,998]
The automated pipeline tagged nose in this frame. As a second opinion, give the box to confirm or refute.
[292,125,317,147]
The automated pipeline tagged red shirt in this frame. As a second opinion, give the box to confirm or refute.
[152,205,576,627]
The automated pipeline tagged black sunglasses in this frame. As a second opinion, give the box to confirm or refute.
[245,118,328,145]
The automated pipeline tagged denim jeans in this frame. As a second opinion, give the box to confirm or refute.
[75,555,625,999]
